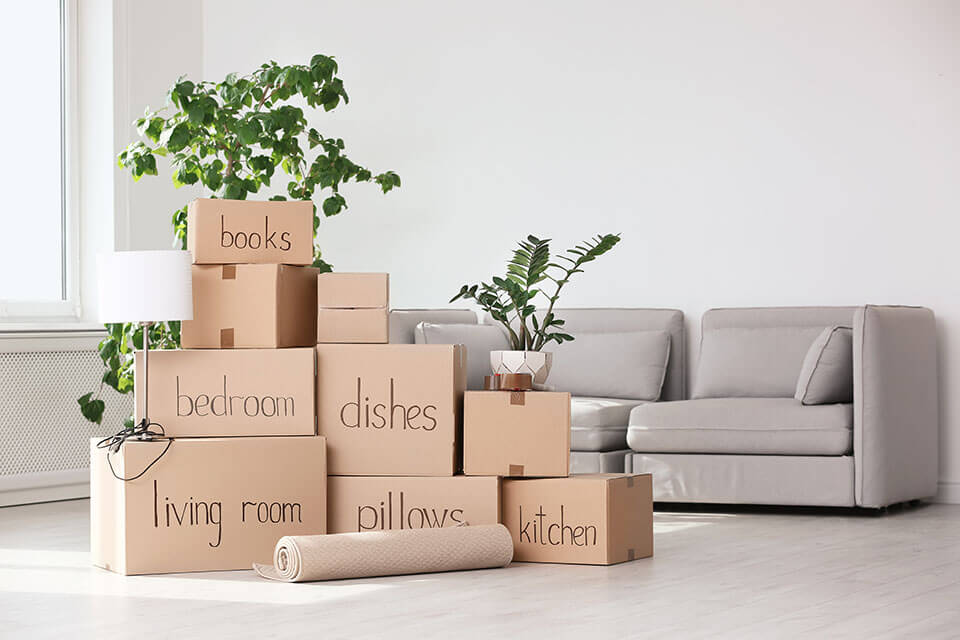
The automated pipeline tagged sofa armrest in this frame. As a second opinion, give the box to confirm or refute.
[853,305,939,507]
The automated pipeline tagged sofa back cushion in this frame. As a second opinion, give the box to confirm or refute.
[693,307,858,399]
[389,309,477,344]
[545,330,671,400]
[415,322,510,390]
[483,308,686,401]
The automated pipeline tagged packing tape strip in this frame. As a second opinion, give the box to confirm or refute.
[508,464,525,476]
[220,328,234,348]
[221,265,237,279]
[482,373,534,392]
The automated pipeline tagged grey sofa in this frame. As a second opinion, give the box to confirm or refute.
[626,306,938,508]
[389,308,685,474]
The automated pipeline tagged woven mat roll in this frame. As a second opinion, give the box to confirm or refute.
[254,524,513,582]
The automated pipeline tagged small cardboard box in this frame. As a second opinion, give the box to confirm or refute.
[181,264,318,349]
[317,308,389,344]
[463,391,571,477]
[317,272,389,308]
[327,475,500,534]
[316,344,466,476]
[135,348,315,438]
[501,474,653,565]
[187,198,314,265]
[90,435,327,575]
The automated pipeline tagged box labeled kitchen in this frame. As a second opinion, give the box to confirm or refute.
[315,344,466,475]
[135,348,315,437]
[181,264,318,349]
[90,435,327,575]
[187,198,314,265]
[327,475,500,534]
[463,391,571,477]
[501,474,652,565]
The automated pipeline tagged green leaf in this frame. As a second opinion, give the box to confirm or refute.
[78,393,105,425]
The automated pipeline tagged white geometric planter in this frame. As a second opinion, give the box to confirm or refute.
[490,350,553,385]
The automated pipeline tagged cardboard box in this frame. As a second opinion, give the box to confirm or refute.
[135,348,315,438]
[463,391,571,477]
[90,435,327,575]
[181,264,318,348]
[316,308,389,344]
[316,344,466,475]
[317,272,389,308]
[501,474,653,565]
[187,198,314,265]
[327,475,500,533]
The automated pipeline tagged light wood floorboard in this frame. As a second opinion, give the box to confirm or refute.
[1,499,959,638]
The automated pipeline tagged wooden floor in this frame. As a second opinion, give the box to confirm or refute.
[2,499,960,638]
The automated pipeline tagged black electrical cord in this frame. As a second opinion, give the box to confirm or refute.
[95,420,172,482]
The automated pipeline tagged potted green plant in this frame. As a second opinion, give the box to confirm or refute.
[78,54,400,428]
[450,233,621,384]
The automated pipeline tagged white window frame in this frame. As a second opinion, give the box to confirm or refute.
[0,0,82,324]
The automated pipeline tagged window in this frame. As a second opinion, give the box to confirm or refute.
[0,0,77,319]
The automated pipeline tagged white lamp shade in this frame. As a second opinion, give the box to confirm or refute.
[97,250,194,323]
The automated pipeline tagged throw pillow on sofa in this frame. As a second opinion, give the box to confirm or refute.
[544,330,671,401]
[795,326,854,405]
[414,322,510,390]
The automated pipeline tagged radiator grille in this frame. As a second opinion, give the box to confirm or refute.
[0,349,133,476]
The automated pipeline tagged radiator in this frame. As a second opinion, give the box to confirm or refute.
[0,331,133,506]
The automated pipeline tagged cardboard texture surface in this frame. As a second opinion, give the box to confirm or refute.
[90,436,327,575]
[186,198,313,265]
[463,391,571,477]
[316,308,389,344]
[317,273,389,308]
[181,264,318,348]
[501,474,653,565]
[315,344,466,476]
[327,476,501,533]
[135,348,315,437]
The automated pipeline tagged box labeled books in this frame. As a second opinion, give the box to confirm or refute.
[181,264,318,348]
[134,348,315,437]
[187,198,313,265]
[501,474,653,565]
[327,475,500,534]
[315,344,465,475]
[90,435,327,575]
[463,390,571,477]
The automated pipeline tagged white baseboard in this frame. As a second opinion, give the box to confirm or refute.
[0,469,89,507]
[934,482,960,505]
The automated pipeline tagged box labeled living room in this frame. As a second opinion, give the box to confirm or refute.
[90,435,327,576]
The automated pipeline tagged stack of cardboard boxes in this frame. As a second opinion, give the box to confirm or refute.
[316,273,501,533]
[91,199,328,575]
[91,197,652,576]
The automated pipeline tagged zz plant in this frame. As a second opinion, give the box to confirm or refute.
[450,234,621,351]
[79,54,400,428]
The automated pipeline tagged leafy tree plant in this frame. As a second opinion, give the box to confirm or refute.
[450,234,621,351]
[79,54,400,428]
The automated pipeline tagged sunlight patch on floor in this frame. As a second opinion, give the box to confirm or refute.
[0,548,390,605]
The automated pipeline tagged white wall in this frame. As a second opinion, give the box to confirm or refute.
[130,1,960,498]
[115,0,204,251]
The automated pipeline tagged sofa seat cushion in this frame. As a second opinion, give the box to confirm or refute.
[570,397,648,451]
[627,398,852,456]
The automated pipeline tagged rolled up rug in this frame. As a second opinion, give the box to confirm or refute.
[254,524,514,582]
